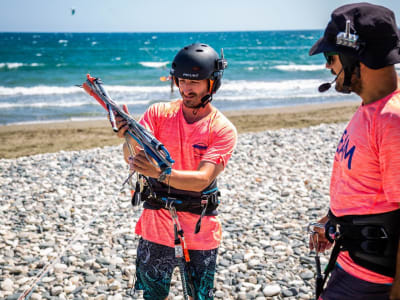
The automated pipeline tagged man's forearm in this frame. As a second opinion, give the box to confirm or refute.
[160,169,216,192]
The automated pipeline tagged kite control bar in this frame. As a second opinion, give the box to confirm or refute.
[81,74,174,174]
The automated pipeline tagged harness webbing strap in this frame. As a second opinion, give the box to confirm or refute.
[169,205,196,300]
[316,237,343,299]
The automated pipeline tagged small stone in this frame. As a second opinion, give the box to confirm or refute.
[64,285,76,294]
[219,259,230,267]
[247,259,260,268]
[51,286,63,296]
[30,293,42,300]
[1,278,13,291]
[282,288,298,297]
[85,274,97,283]
[108,294,123,300]
[263,284,281,297]
[109,280,121,291]
[54,263,68,273]
[215,290,224,298]
[300,270,314,280]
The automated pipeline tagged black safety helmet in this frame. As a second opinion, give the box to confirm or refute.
[170,43,227,105]
[309,2,400,93]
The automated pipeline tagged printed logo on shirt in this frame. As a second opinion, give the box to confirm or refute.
[193,143,208,158]
[335,129,356,170]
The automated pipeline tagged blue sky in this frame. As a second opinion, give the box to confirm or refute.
[1,0,400,32]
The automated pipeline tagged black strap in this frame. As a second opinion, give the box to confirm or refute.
[316,238,343,300]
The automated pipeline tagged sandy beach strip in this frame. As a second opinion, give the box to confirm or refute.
[0,101,359,159]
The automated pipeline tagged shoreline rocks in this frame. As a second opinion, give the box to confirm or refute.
[0,123,343,299]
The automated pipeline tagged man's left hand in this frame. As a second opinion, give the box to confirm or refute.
[129,146,161,179]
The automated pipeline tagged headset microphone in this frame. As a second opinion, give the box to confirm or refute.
[318,68,343,93]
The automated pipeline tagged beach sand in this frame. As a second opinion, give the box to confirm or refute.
[0,101,359,159]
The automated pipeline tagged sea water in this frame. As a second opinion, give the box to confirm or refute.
[0,31,362,125]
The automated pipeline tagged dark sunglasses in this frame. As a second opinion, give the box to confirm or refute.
[324,52,338,65]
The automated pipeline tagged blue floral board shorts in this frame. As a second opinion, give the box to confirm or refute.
[134,238,218,300]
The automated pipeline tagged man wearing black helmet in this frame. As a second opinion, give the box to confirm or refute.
[308,3,400,300]
[115,43,237,299]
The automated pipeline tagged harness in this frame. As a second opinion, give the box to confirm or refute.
[132,176,220,233]
[314,209,400,299]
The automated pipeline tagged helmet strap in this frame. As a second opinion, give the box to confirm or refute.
[339,53,360,94]
[201,94,212,106]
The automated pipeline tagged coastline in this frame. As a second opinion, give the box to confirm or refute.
[0,101,359,159]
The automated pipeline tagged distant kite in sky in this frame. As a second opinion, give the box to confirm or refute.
[71,8,76,15]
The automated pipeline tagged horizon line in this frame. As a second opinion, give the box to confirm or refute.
[0,28,325,34]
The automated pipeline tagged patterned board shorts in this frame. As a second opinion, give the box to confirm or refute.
[319,265,392,300]
[134,238,218,300]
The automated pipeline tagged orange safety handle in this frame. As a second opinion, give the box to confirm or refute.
[82,74,109,112]
[183,246,190,262]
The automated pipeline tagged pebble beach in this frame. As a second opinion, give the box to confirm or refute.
[0,118,347,300]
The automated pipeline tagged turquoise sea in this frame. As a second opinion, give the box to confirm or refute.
[0,31,363,125]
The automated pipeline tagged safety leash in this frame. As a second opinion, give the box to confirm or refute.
[168,204,196,300]
[308,221,343,300]
[308,222,326,300]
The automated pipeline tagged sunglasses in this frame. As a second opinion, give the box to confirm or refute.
[324,52,338,65]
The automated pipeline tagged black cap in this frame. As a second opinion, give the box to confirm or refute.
[309,2,400,69]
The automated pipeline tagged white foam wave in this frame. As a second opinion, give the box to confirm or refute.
[0,79,340,109]
[222,79,321,92]
[0,62,44,69]
[0,101,90,108]
[217,79,333,100]
[0,63,23,69]
[11,116,107,126]
[0,85,170,96]
[0,99,150,109]
[139,61,169,68]
[0,86,81,96]
[272,64,325,71]
[218,93,334,101]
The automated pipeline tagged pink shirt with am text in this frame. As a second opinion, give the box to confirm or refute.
[330,89,400,284]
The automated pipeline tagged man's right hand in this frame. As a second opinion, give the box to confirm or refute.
[309,215,334,253]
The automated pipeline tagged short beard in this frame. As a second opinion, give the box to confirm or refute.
[183,101,199,109]
[335,68,362,95]
[180,90,204,109]
[350,72,362,95]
